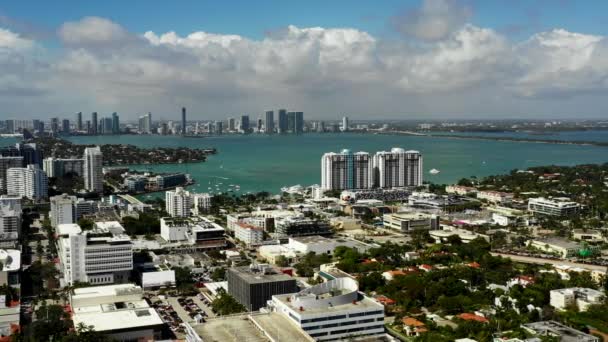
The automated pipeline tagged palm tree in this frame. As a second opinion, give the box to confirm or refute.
[76,322,93,333]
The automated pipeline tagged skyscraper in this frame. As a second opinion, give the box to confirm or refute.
[112,112,120,134]
[181,107,187,135]
[373,148,423,188]
[1,143,42,167]
[295,111,304,134]
[51,118,59,134]
[84,147,103,193]
[228,118,236,131]
[7,165,48,200]
[265,111,274,134]
[214,121,223,135]
[77,112,83,131]
[0,156,23,194]
[240,115,250,133]
[165,187,192,217]
[321,149,373,190]
[91,112,98,135]
[138,113,152,134]
[287,112,295,133]
[342,116,349,132]
[62,119,70,134]
[101,117,113,135]
[257,118,263,132]
[277,109,288,133]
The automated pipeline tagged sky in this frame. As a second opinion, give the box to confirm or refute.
[1,0,608,120]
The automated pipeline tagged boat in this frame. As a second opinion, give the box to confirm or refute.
[429,169,440,175]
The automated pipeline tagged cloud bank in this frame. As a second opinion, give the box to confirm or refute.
[2,1,608,119]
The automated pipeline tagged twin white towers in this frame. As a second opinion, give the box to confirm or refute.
[321,147,423,190]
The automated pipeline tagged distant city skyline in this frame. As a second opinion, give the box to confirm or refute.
[2,1,608,119]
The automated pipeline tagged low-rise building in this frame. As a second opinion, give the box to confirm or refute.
[274,216,332,237]
[258,236,375,265]
[477,190,514,204]
[572,229,606,243]
[234,222,264,246]
[550,288,604,312]
[227,264,297,311]
[445,185,477,196]
[160,216,226,249]
[528,197,581,216]
[0,249,20,287]
[429,227,489,243]
[70,284,164,341]
[488,206,525,226]
[269,277,385,341]
[527,238,600,259]
[57,221,133,286]
[383,212,439,233]
[522,321,599,342]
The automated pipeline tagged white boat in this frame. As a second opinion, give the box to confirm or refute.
[429,169,440,175]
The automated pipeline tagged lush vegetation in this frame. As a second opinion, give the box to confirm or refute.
[211,289,246,315]
[122,213,161,236]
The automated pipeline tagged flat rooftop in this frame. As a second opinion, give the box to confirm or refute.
[72,304,163,332]
[230,266,295,284]
[57,223,82,235]
[193,315,267,342]
[523,321,599,342]
[251,313,313,342]
[274,292,383,315]
[534,238,580,249]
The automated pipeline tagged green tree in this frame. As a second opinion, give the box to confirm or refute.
[274,255,289,267]
[211,289,246,315]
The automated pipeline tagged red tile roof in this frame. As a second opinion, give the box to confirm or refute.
[457,313,489,323]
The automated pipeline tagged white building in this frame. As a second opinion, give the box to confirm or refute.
[50,193,76,227]
[445,185,477,196]
[43,157,84,178]
[0,249,20,287]
[429,227,489,243]
[57,221,133,286]
[0,156,23,194]
[50,194,97,227]
[193,193,212,215]
[234,222,264,246]
[528,197,581,216]
[341,116,349,132]
[373,148,423,188]
[165,187,193,217]
[84,147,103,193]
[477,190,513,204]
[550,288,604,312]
[259,236,375,265]
[321,149,373,190]
[383,212,439,233]
[269,277,385,341]
[159,216,226,249]
[70,284,164,341]
[527,238,600,259]
[6,165,48,200]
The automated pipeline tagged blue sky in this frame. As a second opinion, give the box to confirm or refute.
[2,1,607,41]
[1,1,608,119]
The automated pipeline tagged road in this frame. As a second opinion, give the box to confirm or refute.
[491,253,607,273]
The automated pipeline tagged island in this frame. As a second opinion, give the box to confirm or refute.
[28,137,216,165]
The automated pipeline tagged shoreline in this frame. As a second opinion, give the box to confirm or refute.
[375,131,608,147]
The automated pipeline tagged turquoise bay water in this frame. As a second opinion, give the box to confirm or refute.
[432,130,608,142]
[3,132,608,194]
